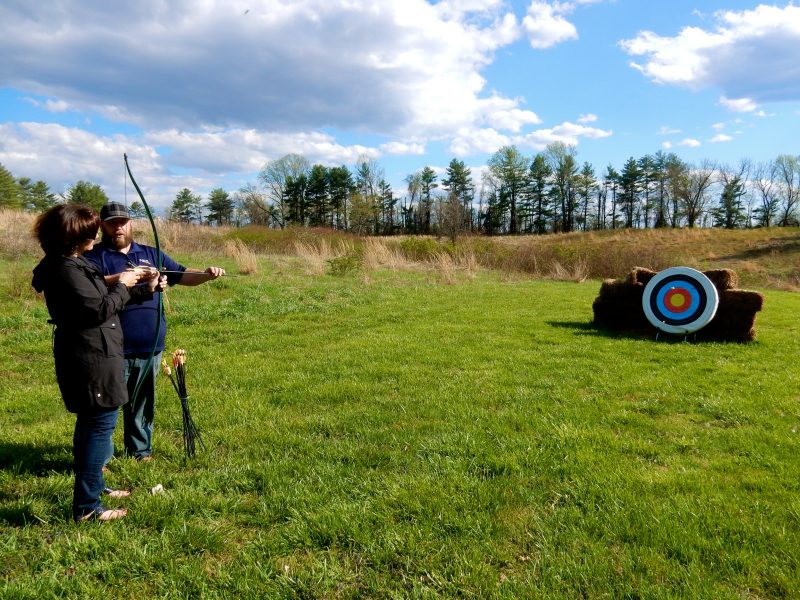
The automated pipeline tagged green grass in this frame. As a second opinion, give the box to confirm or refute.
[1,255,799,598]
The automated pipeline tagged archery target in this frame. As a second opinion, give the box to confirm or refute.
[642,267,719,334]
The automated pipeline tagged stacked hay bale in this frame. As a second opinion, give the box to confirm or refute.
[592,267,764,342]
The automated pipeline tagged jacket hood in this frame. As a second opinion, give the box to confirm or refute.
[31,255,58,293]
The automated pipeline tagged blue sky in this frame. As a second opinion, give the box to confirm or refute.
[1,0,798,213]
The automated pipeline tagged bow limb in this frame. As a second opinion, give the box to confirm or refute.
[124,153,164,409]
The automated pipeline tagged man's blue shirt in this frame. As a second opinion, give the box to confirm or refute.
[84,241,185,356]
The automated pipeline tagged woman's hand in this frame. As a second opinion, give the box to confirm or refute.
[118,270,139,288]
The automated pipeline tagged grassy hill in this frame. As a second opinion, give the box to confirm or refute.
[1,209,799,597]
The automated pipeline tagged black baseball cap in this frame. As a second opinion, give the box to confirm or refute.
[100,202,130,221]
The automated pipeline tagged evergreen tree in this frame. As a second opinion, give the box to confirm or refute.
[617,157,641,228]
[0,164,23,209]
[575,162,597,231]
[419,166,438,234]
[65,180,109,211]
[206,187,235,225]
[328,166,353,230]
[604,165,620,229]
[528,154,552,234]
[637,154,656,228]
[712,176,747,229]
[378,179,396,234]
[283,174,308,225]
[128,201,148,219]
[441,159,475,232]
[170,188,202,223]
[19,178,56,211]
[488,146,528,234]
[545,143,578,232]
[306,165,330,227]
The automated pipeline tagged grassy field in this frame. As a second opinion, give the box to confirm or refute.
[1,220,799,597]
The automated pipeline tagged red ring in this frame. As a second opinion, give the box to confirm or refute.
[663,287,692,314]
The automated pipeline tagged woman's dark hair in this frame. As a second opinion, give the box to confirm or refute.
[33,204,100,256]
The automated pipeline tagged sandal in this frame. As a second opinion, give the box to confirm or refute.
[103,488,132,499]
[76,506,128,522]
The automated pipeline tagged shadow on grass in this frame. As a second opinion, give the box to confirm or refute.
[546,320,652,339]
[547,320,674,342]
[0,503,46,527]
[0,440,72,476]
[547,321,752,344]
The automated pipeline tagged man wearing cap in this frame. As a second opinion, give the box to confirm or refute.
[84,201,225,462]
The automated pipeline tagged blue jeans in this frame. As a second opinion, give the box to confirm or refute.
[73,407,118,520]
[122,353,161,459]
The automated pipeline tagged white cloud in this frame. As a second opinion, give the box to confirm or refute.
[448,119,611,155]
[711,134,732,143]
[480,94,542,131]
[0,122,173,206]
[380,141,426,155]
[449,127,512,156]
[577,113,598,123]
[0,0,526,140]
[678,138,701,148]
[144,129,380,173]
[520,121,612,150]
[0,121,388,209]
[658,126,681,135]
[711,122,726,131]
[619,5,800,103]
[719,96,757,113]
[662,141,673,149]
[522,2,578,49]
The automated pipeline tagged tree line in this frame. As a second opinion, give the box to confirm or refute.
[2,144,798,236]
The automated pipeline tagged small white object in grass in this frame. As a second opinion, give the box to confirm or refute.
[150,484,165,495]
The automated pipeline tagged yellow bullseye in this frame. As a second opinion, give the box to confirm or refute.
[669,294,686,308]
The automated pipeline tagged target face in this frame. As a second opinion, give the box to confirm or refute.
[642,267,719,334]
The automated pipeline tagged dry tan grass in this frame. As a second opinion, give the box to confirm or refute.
[147,220,228,254]
[547,259,589,282]
[293,240,333,275]
[362,238,413,272]
[223,238,258,275]
[0,209,39,258]
[452,247,479,279]
[293,239,358,275]
[429,252,457,285]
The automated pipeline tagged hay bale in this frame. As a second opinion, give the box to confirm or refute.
[697,289,764,342]
[703,269,739,291]
[593,278,649,330]
[626,267,656,286]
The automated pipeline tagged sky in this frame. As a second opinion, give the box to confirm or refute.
[1,0,799,213]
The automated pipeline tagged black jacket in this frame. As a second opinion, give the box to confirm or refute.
[32,255,151,413]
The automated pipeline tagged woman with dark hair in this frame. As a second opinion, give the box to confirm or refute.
[31,204,163,522]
